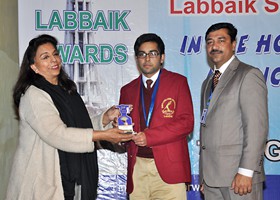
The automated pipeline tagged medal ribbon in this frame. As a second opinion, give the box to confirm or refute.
[141,71,161,128]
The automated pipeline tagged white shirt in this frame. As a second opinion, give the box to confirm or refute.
[142,69,160,89]
[213,55,235,79]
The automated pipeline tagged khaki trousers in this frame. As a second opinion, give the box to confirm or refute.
[129,157,187,200]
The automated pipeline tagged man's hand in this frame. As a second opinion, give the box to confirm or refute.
[231,173,252,195]
[200,183,204,194]
[132,132,147,146]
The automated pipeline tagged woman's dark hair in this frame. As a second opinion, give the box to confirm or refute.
[205,22,237,42]
[13,34,76,108]
[134,33,165,56]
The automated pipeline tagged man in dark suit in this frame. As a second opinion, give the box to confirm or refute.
[119,33,194,199]
[199,22,268,200]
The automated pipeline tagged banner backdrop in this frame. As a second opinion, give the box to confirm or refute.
[18,0,280,199]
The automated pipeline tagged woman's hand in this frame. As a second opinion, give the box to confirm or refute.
[92,128,133,143]
[102,105,134,127]
[102,106,120,127]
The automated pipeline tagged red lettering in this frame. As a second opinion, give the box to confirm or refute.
[264,0,279,13]
[245,0,257,13]
[170,0,183,14]
[169,0,259,15]
[225,1,236,13]
[183,1,195,14]
[197,0,209,14]
[239,1,243,13]
[212,0,223,14]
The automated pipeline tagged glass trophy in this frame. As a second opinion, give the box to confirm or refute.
[116,104,134,134]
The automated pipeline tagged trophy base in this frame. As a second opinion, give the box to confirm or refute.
[119,125,134,134]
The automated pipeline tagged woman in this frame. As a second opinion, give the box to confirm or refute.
[6,34,132,200]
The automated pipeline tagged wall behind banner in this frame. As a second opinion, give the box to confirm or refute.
[16,0,280,199]
[0,0,19,199]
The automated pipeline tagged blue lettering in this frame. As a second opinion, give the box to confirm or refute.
[263,67,280,87]
[180,36,188,55]
[180,36,202,55]
[256,34,272,54]
[273,35,280,54]
[236,35,249,54]
[271,67,280,87]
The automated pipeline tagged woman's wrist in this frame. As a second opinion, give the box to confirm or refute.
[92,130,105,141]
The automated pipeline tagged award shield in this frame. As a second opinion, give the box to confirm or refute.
[116,104,133,134]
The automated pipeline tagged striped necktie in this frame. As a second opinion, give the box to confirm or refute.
[213,70,222,89]
[146,79,153,90]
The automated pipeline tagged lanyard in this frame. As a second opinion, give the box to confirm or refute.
[140,71,161,128]
[200,85,214,125]
[201,81,215,124]
[206,89,213,108]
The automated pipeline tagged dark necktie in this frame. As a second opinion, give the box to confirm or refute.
[146,79,153,90]
[213,70,222,89]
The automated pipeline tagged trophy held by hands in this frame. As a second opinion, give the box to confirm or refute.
[116,104,134,134]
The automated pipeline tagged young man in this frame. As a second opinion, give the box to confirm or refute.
[199,22,268,200]
[119,33,194,199]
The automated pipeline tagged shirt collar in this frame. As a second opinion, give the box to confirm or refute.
[142,69,160,88]
[213,55,235,77]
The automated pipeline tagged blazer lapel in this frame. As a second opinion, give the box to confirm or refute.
[154,69,165,107]
[130,77,142,131]
[207,58,239,115]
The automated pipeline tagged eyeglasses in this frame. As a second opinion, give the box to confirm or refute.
[137,50,160,59]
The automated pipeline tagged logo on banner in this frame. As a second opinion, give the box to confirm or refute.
[265,139,280,162]
[161,98,176,118]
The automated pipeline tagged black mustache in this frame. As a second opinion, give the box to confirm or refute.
[210,50,223,54]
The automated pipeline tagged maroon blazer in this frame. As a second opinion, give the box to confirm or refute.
[119,68,194,194]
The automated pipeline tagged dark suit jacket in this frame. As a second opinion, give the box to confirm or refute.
[119,68,194,193]
[199,57,268,187]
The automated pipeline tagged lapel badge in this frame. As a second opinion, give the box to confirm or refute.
[161,98,176,118]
